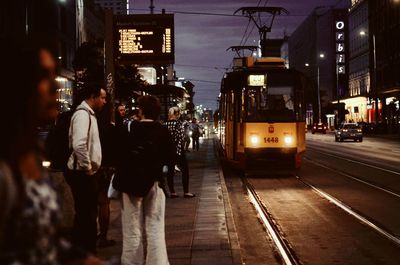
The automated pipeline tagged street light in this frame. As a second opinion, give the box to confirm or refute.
[317,53,325,123]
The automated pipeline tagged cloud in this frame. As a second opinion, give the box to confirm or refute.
[128,0,349,109]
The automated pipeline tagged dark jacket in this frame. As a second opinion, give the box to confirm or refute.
[113,121,174,197]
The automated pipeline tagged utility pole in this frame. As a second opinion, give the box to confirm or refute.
[150,0,154,14]
[234,7,289,57]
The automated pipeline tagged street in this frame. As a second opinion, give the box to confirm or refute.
[223,133,400,265]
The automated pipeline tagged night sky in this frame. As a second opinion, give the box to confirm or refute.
[129,0,350,110]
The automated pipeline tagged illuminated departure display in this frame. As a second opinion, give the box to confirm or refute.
[114,14,174,64]
[248,75,266,86]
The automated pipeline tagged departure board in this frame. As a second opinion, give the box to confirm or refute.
[114,14,174,64]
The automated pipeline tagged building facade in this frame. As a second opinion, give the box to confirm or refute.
[369,0,400,132]
[289,5,350,128]
[342,0,370,123]
[95,0,127,15]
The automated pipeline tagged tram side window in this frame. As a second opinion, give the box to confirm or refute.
[296,90,305,121]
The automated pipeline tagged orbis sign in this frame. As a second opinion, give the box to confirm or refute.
[335,20,346,75]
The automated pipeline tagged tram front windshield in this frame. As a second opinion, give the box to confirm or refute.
[245,85,296,122]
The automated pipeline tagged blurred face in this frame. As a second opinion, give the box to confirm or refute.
[36,78,58,124]
[93,89,107,111]
[35,48,58,124]
[39,49,56,76]
[118,105,126,117]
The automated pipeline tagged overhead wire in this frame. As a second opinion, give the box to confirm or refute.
[126,8,307,18]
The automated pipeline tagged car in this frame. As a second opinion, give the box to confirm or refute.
[311,122,327,134]
[357,122,376,134]
[335,123,363,142]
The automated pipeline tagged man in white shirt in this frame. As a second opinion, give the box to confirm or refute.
[66,83,106,254]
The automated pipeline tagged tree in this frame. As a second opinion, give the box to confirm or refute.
[73,41,104,104]
[114,63,144,103]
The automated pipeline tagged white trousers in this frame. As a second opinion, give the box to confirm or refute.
[121,183,169,265]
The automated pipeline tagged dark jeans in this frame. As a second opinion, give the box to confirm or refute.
[65,170,98,254]
[167,153,190,194]
[97,168,112,240]
[192,136,199,151]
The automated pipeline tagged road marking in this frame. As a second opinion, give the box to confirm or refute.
[245,180,298,265]
[297,176,400,247]
[307,146,400,176]
[304,157,400,199]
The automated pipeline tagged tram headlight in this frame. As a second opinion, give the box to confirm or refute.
[42,161,51,168]
[250,134,260,146]
[284,135,294,145]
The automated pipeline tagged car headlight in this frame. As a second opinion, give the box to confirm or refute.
[250,134,260,146]
[337,132,341,134]
[284,135,293,145]
[357,129,362,132]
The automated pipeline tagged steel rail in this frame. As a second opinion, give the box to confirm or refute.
[304,157,400,199]
[296,176,400,247]
[307,146,400,176]
[243,178,300,265]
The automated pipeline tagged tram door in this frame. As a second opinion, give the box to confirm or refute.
[225,92,235,160]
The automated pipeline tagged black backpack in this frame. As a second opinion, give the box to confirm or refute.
[45,111,74,171]
[113,122,163,197]
[45,108,91,171]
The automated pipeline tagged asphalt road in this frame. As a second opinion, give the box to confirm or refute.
[224,133,400,265]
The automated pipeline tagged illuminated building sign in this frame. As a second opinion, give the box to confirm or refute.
[335,20,346,75]
[248,75,266,86]
[114,14,174,64]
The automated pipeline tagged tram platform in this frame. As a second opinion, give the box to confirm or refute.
[97,137,242,265]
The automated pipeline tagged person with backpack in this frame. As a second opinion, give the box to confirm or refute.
[65,83,107,254]
[113,96,174,265]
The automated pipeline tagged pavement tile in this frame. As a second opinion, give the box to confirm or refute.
[95,138,237,265]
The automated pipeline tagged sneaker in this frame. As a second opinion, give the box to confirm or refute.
[184,193,196,198]
[174,165,181,172]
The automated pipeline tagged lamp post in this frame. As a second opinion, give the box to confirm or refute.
[360,30,378,124]
[305,53,325,124]
[317,53,325,123]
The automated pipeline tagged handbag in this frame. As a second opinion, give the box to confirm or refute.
[107,173,120,199]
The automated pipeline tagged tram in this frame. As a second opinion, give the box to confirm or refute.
[218,57,306,171]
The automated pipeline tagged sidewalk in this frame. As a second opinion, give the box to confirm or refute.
[97,137,242,265]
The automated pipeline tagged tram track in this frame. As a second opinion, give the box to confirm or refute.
[303,157,400,200]
[242,177,301,265]
[243,168,400,264]
[295,175,400,247]
[306,145,400,176]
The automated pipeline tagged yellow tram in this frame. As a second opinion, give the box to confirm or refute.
[218,57,306,171]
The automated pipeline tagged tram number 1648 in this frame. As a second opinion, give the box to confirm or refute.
[264,137,279,143]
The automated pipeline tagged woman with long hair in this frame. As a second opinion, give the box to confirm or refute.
[0,43,101,265]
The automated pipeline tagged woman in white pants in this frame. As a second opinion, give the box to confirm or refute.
[113,96,174,265]
[121,183,168,265]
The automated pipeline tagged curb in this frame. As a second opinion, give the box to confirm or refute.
[214,139,244,265]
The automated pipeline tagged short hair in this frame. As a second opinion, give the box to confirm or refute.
[82,82,104,100]
[138,95,161,120]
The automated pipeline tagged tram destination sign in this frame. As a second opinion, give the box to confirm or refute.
[114,14,174,65]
